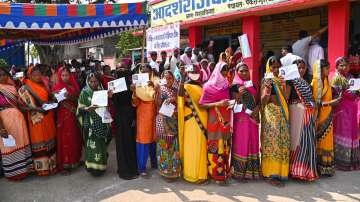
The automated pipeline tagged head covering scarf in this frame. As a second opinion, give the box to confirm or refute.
[199,62,230,104]
[311,60,333,138]
[266,58,289,121]
[200,59,211,82]
[232,64,257,110]
[52,67,80,96]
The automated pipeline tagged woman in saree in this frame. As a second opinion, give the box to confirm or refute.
[331,57,360,170]
[18,65,57,176]
[199,62,231,184]
[261,56,290,187]
[230,63,260,181]
[52,67,82,174]
[155,70,181,179]
[178,63,208,183]
[131,64,159,176]
[288,59,318,181]
[312,59,340,176]
[77,73,112,176]
[0,66,32,180]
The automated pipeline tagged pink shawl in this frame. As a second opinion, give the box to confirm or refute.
[199,62,230,104]
[232,70,256,96]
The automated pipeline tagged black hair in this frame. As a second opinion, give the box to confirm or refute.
[267,56,281,67]
[320,59,330,69]
[281,45,292,53]
[293,59,305,66]
[299,30,309,39]
[150,51,157,56]
[236,63,248,71]
[160,51,167,55]
[335,57,349,68]
[161,70,174,79]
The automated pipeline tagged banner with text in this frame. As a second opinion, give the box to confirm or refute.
[146,22,180,59]
[150,0,289,27]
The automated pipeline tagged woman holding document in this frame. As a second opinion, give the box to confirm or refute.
[112,67,138,180]
[18,65,57,176]
[312,59,339,176]
[0,66,32,180]
[331,57,360,171]
[230,63,260,181]
[155,70,181,179]
[77,73,112,176]
[178,64,208,183]
[52,67,82,174]
[132,64,159,177]
[288,59,318,181]
[260,56,290,187]
[199,62,231,184]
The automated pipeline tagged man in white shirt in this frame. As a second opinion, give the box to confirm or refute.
[308,37,324,75]
[280,45,301,66]
[149,51,159,75]
[164,48,179,73]
[180,47,193,66]
[292,27,328,67]
[191,48,200,64]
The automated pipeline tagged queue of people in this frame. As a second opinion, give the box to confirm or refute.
[0,39,360,188]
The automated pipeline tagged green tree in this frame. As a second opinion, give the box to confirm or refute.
[116,31,142,58]
[0,59,7,67]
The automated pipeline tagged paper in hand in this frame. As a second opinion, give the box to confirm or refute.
[264,72,274,79]
[42,103,58,111]
[233,103,243,113]
[2,135,16,147]
[132,73,149,86]
[159,79,167,86]
[348,78,360,91]
[108,78,127,93]
[91,90,108,107]
[15,72,24,78]
[280,64,300,80]
[55,88,67,102]
[95,107,113,123]
[159,103,175,117]
[244,81,253,88]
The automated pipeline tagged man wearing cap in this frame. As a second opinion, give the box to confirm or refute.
[180,47,193,66]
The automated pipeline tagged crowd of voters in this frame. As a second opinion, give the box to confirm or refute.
[1,27,360,187]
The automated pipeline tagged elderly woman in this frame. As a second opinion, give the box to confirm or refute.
[77,73,112,176]
[18,65,57,176]
[0,66,32,180]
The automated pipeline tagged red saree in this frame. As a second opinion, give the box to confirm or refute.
[52,68,82,171]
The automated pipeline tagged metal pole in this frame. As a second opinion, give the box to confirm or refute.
[140,27,146,64]
[27,41,30,67]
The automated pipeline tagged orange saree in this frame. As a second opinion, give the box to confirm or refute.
[19,79,56,176]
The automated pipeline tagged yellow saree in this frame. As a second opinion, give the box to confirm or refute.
[312,60,335,176]
[178,84,208,183]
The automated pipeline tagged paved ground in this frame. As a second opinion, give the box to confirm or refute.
[1,142,360,202]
